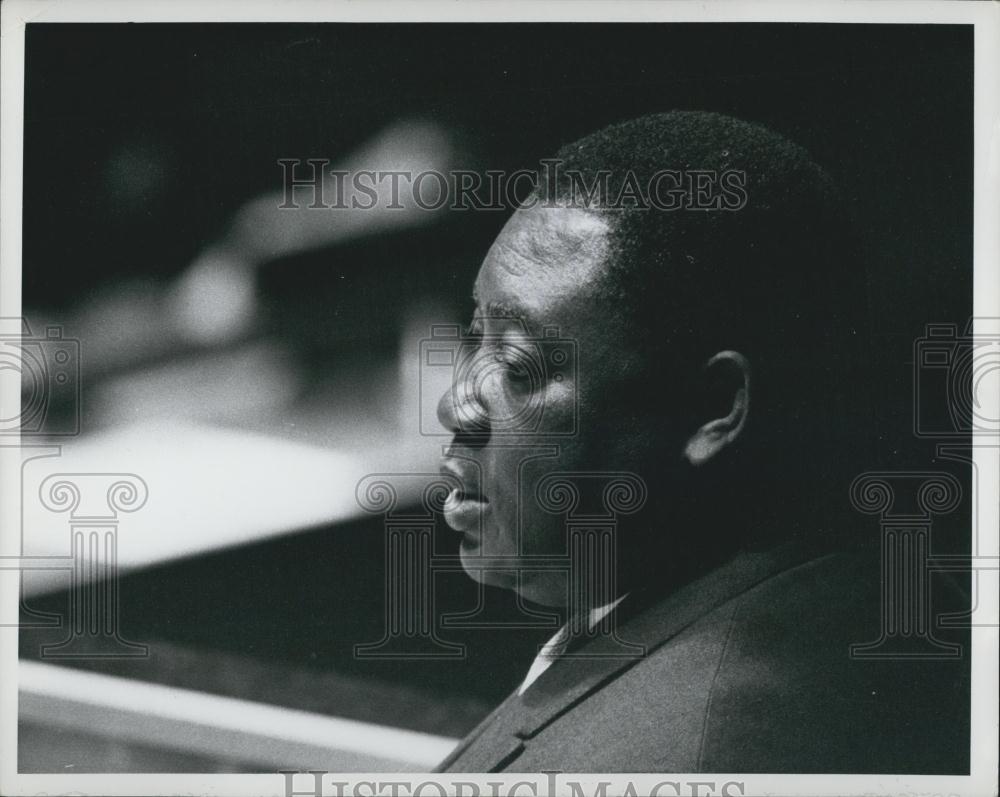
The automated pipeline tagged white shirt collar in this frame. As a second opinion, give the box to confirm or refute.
[517,594,628,696]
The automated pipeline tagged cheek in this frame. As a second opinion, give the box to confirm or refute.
[575,373,663,465]
[475,451,520,546]
[541,376,577,425]
[517,501,568,557]
[477,452,567,552]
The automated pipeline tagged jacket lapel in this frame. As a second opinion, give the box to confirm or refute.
[441,542,821,772]
[512,542,820,742]
[434,686,524,772]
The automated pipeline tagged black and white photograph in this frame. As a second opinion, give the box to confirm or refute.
[0,2,997,796]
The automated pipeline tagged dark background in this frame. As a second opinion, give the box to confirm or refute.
[19,22,973,770]
[22,22,974,447]
[24,23,972,320]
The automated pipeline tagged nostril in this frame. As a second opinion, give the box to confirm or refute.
[436,386,491,448]
[438,379,492,440]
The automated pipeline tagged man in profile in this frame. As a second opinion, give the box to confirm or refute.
[434,111,968,773]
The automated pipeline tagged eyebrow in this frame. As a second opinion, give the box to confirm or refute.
[484,301,526,320]
[470,291,528,321]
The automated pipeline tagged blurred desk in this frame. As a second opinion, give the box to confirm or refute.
[15,418,553,773]
[19,660,458,772]
[17,419,438,598]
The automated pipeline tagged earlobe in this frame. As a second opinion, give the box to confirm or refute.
[683,351,751,466]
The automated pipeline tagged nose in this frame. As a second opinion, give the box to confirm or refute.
[437,369,490,442]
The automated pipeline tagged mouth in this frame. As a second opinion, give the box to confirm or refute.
[446,485,485,503]
[440,463,490,532]
[443,486,490,532]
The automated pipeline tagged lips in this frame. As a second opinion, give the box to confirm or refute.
[440,462,489,532]
[447,485,485,502]
[443,488,489,532]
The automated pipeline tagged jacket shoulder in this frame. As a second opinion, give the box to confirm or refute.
[519,550,968,774]
[697,550,969,773]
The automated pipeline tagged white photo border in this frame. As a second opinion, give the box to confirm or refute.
[1,2,997,796]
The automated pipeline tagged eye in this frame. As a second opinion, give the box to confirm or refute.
[495,344,533,384]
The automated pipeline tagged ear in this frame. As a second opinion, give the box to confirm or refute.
[683,350,751,466]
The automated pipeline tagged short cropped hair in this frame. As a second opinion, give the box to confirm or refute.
[535,111,870,540]
[537,111,855,365]
[536,111,866,417]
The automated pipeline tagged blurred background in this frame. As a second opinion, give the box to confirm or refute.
[14,23,973,772]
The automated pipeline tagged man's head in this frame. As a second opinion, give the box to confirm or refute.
[438,111,862,607]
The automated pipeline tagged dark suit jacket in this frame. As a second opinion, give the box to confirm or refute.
[437,544,969,773]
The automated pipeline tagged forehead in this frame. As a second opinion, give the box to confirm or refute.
[473,205,612,320]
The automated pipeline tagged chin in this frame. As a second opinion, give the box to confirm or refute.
[458,542,518,590]
[458,547,567,607]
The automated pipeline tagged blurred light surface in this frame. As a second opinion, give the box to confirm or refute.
[19,421,368,597]
[167,249,258,346]
[89,341,300,428]
[19,660,458,771]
